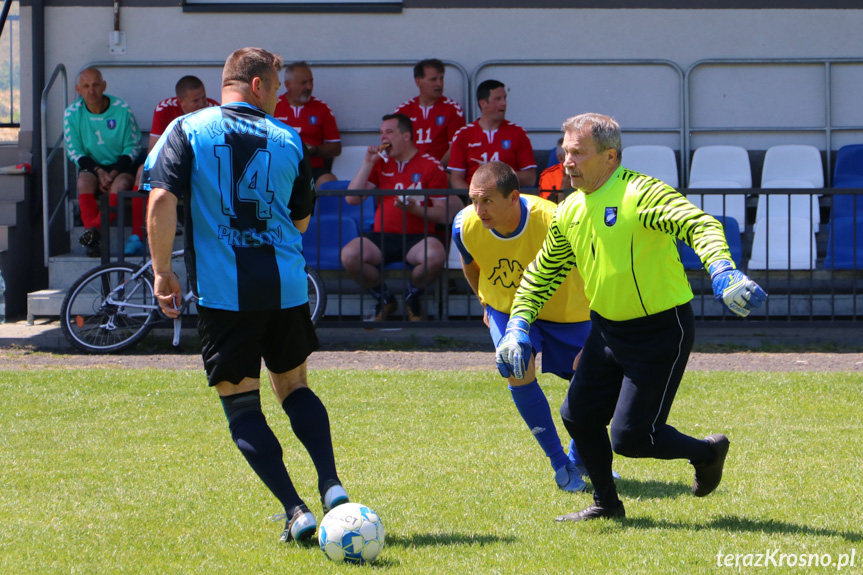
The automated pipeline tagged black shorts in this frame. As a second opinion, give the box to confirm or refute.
[365,232,442,266]
[197,304,320,386]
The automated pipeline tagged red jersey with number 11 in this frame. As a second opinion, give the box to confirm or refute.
[394,96,465,161]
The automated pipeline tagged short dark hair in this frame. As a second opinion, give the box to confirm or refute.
[414,58,445,79]
[175,75,205,98]
[222,47,282,89]
[472,162,520,198]
[477,79,505,103]
[382,113,413,135]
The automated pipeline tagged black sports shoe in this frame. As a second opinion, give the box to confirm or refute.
[556,502,625,522]
[692,433,730,497]
[79,227,100,248]
[278,505,317,543]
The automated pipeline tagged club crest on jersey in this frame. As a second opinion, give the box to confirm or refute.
[411,173,422,183]
[309,116,318,125]
[107,119,117,130]
[501,140,512,150]
[436,116,446,126]
[605,207,618,227]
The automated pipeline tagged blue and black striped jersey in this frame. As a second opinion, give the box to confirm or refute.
[143,102,316,312]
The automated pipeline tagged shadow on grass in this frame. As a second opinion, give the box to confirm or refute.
[624,515,862,542]
[386,531,516,548]
[615,478,692,500]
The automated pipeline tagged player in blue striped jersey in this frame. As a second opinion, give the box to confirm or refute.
[144,47,348,543]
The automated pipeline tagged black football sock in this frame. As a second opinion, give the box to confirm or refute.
[221,390,303,515]
[282,387,339,495]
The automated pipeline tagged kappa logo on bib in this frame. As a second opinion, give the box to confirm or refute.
[604,207,618,227]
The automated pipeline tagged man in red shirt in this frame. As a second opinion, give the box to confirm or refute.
[273,61,341,186]
[340,114,449,321]
[449,79,536,190]
[394,59,465,167]
[130,76,218,255]
[148,75,219,152]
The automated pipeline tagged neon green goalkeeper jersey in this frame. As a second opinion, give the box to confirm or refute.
[63,95,141,168]
[511,166,733,322]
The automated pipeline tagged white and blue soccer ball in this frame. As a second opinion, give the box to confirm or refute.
[318,502,385,564]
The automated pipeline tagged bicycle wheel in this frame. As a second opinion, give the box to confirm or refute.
[60,262,158,353]
[306,266,326,325]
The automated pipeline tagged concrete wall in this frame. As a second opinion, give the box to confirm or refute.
[18,6,863,153]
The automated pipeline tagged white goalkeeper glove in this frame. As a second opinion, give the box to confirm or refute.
[709,260,767,317]
[495,317,533,379]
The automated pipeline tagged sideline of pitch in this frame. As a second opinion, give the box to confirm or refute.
[1,318,863,352]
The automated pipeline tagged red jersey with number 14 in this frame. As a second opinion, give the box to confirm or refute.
[273,95,340,169]
[150,96,219,139]
[448,120,536,184]
[367,152,447,234]
[394,96,466,162]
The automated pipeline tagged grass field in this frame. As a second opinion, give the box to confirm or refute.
[1,367,861,574]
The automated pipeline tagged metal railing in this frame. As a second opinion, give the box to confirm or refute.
[40,63,68,267]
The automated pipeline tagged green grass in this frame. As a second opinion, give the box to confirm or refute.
[1,367,861,573]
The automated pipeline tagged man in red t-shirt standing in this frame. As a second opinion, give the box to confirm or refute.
[449,79,536,190]
[341,114,449,321]
[394,59,465,168]
[273,61,341,186]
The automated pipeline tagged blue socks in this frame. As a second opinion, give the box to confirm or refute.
[221,390,303,516]
[567,439,583,467]
[509,380,570,471]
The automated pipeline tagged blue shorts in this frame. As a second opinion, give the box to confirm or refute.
[487,305,591,381]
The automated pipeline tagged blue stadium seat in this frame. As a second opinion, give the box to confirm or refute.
[303,215,359,270]
[317,180,376,233]
[547,148,560,168]
[824,215,863,270]
[678,215,742,270]
[832,144,863,218]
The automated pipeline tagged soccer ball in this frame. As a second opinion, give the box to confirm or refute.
[318,502,385,564]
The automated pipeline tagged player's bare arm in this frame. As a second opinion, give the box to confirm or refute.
[146,187,182,317]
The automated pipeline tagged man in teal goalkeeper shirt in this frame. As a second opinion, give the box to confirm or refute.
[497,113,766,521]
[64,67,142,256]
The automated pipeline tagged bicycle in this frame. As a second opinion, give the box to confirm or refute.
[60,250,327,354]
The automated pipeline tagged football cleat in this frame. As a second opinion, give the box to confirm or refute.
[278,505,317,543]
[692,433,730,497]
[321,479,350,515]
[556,502,625,522]
[79,226,100,248]
[554,462,588,493]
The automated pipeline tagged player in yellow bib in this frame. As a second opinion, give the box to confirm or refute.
[497,114,766,522]
[453,161,592,493]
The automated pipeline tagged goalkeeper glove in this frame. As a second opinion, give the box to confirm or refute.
[495,317,533,379]
[709,260,767,317]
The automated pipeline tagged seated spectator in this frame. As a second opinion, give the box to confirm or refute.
[131,75,219,254]
[63,67,141,257]
[147,75,219,152]
[340,113,449,321]
[538,137,571,201]
[273,61,341,187]
[394,58,465,167]
[448,79,536,190]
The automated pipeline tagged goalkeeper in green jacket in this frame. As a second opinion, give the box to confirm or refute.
[497,113,766,522]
